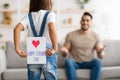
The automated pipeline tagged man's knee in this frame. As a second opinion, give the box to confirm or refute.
[65,58,73,65]
[92,58,102,67]
[65,58,75,68]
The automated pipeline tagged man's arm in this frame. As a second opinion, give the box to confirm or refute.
[60,33,71,57]
[61,43,71,56]
[96,44,105,59]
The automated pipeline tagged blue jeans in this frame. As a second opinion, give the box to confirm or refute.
[27,53,57,80]
[65,58,102,80]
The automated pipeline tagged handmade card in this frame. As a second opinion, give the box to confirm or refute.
[27,37,46,64]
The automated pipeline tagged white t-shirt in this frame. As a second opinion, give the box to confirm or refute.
[20,10,56,45]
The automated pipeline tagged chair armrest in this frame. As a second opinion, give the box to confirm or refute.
[0,50,6,73]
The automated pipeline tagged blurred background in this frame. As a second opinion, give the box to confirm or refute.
[0,0,120,50]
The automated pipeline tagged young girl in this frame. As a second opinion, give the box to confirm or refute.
[14,0,57,80]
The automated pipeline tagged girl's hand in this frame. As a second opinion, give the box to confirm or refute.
[16,49,27,57]
[45,49,55,56]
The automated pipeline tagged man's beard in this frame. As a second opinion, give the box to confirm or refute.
[81,27,89,31]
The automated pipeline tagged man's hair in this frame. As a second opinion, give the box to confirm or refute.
[83,12,93,19]
[29,0,52,13]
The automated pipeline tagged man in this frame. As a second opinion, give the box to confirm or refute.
[60,12,105,80]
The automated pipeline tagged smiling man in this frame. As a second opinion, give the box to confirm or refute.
[60,12,105,80]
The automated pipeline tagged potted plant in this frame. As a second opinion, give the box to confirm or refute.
[3,3,10,9]
[1,46,5,50]
[76,0,90,9]
[0,34,5,50]
[0,33,3,38]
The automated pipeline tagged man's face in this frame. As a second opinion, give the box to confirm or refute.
[80,15,92,31]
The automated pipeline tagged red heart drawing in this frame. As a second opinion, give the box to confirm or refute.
[32,40,40,48]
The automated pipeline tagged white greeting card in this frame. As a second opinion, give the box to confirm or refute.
[27,37,46,64]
